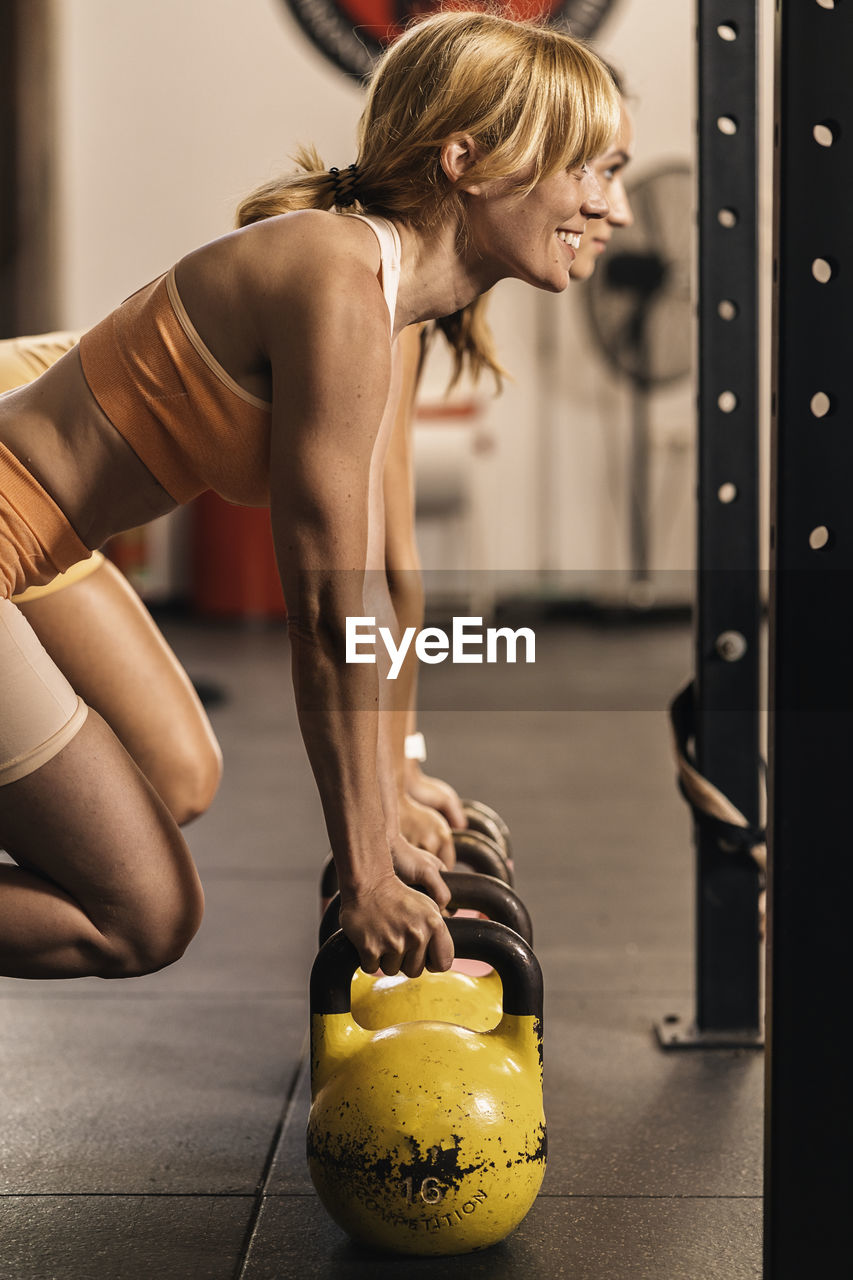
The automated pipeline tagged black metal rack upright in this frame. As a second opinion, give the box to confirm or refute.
[765,0,853,1273]
[659,0,763,1049]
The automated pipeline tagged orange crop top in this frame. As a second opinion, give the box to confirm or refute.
[77,215,402,507]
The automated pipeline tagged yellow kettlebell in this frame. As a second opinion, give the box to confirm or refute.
[318,871,533,1033]
[307,917,546,1255]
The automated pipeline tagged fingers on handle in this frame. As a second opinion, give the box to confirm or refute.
[379,951,403,977]
[426,864,452,908]
[359,945,381,974]
[438,832,456,870]
[401,936,429,979]
[426,917,454,973]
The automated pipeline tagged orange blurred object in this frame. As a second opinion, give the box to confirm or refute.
[190,491,286,619]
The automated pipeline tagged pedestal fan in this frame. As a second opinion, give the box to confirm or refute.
[585,160,693,593]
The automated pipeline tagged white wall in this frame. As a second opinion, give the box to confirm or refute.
[53,0,362,325]
[50,0,698,601]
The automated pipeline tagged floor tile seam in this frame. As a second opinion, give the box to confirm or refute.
[258,1192,764,1202]
[542,990,696,999]
[0,1192,257,1200]
[235,1046,309,1280]
[0,992,308,1003]
[535,1193,764,1201]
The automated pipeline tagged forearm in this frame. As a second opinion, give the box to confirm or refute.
[287,609,393,895]
[385,564,425,788]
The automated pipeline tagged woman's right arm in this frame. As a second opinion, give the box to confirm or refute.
[262,247,453,978]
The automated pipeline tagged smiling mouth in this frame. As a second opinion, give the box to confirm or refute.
[556,231,582,250]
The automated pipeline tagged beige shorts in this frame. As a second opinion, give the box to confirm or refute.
[0,331,93,784]
[0,597,88,786]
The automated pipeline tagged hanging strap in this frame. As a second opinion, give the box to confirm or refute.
[669,680,766,877]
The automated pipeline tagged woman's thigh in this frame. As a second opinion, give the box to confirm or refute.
[17,556,222,823]
[0,599,203,970]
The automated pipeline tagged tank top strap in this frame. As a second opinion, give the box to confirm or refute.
[346,214,402,331]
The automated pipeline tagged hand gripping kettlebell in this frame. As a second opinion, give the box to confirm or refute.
[318,828,512,918]
[318,872,534,1032]
[307,917,546,1255]
[460,799,514,870]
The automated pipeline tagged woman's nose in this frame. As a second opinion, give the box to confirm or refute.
[581,173,609,221]
[608,182,635,228]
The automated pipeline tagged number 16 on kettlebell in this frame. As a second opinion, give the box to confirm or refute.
[306,918,546,1256]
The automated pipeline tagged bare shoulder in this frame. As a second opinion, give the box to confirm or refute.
[238,209,389,337]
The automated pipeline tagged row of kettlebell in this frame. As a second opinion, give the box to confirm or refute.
[306,801,547,1256]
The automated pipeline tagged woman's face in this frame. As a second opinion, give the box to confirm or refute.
[462,159,610,294]
[569,104,635,282]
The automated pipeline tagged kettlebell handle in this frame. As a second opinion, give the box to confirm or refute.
[451,830,513,886]
[311,918,543,1020]
[318,871,533,950]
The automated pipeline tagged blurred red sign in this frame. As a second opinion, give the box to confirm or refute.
[282,0,616,79]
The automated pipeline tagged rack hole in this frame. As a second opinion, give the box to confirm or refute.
[810,391,833,418]
[717,22,738,40]
[718,482,738,504]
[811,257,835,283]
[718,207,738,228]
[717,298,738,321]
[717,115,738,136]
[809,526,831,551]
[718,390,739,414]
[813,120,840,147]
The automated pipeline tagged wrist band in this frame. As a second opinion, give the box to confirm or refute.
[404,731,427,762]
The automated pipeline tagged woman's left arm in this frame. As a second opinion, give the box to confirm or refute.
[382,325,466,848]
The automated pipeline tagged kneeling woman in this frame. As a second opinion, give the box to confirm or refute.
[0,10,617,982]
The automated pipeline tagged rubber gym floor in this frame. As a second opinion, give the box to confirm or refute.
[0,612,763,1280]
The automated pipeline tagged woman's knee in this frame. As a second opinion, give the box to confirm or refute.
[98,877,205,978]
[152,739,223,827]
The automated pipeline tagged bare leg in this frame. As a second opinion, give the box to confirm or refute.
[18,557,222,825]
[0,709,204,978]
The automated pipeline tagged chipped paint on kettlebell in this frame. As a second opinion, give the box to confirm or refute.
[307,1013,546,1255]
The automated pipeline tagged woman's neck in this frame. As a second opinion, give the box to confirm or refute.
[391,215,497,336]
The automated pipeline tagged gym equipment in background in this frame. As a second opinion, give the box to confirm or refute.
[585,160,692,596]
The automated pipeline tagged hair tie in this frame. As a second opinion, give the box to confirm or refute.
[329,164,361,208]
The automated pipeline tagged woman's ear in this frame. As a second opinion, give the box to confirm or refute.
[440,134,484,193]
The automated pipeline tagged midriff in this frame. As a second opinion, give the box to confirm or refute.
[0,344,177,552]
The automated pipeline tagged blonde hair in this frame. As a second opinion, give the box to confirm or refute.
[237,9,620,385]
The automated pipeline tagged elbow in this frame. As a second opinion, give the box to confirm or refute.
[385,566,425,629]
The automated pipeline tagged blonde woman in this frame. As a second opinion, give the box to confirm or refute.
[0,10,617,984]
